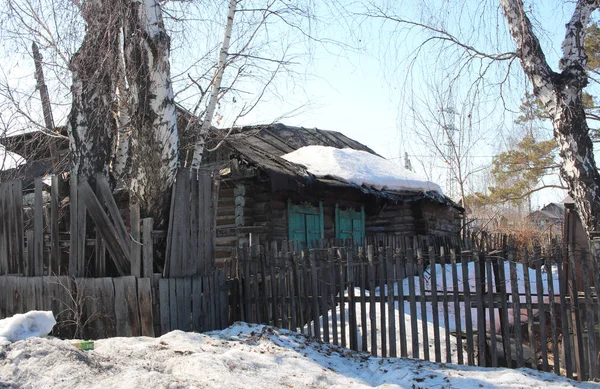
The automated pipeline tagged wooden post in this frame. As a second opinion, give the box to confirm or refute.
[429,246,441,363]
[50,175,60,275]
[130,203,141,278]
[33,177,44,276]
[142,218,154,278]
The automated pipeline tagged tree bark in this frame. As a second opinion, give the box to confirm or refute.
[67,0,121,180]
[123,0,179,224]
[191,0,237,169]
[500,0,600,239]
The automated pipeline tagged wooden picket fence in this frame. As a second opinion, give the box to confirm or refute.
[232,241,600,381]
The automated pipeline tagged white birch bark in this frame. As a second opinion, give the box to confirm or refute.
[500,0,600,242]
[190,0,237,170]
[67,0,120,180]
[123,0,179,223]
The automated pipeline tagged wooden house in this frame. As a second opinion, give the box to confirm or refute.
[202,123,463,261]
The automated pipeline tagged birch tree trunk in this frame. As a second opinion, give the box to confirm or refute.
[500,0,600,239]
[123,0,179,223]
[68,0,121,179]
[191,0,237,169]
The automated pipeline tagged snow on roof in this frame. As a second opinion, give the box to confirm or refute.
[282,146,443,195]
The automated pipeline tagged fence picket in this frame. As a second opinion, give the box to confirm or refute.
[485,255,498,367]
[461,251,474,365]
[581,250,599,379]
[546,251,559,375]
[359,247,368,353]
[310,250,321,340]
[534,249,548,371]
[386,247,397,358]
[429,246,441,363]
[450,248,463,365]
[440,247,450,363]
[407,248,419,359]
[474,253,486,367]
[396,248,407,358]
[509,256,524,368]
[417,248,429,361]
[368,245,377,356]
[378,247,387,357]
[556,259,573,379]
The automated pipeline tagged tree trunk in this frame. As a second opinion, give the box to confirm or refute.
[67,0,121,180]
[500,0,600,237]
[191,0,237,169]
[123,0,179,224]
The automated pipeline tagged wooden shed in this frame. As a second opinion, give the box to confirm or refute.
[202,123,463,261]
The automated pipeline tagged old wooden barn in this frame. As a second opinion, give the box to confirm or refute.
[201,123,463,262]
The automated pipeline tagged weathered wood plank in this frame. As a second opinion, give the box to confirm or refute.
[386,247,397,358]
[347,248,357,351]
[429,246,441,363]
[130,203,142,278]
[534,249,548,371]
[377,248,387,357]
[509,256,524,368]
[113,276,141,337]
[556,259,573,378]
[137,278,154,337]
[417,248,430,361]
[78,180,130,276]
[461,251,474,365]
[474,253,486,367]
[142,218,154,278]
[159,278,170,335]
[485,256,497,367]
[396,248,407,358]
[33,177,44,276]
[69,174,79,276]
[95,174,131,257]
[521,254,536,370]
[450,248,463,365]
[310,250,321,340]
[407,248,419,359]
[581,250,599,379]
[440,247,451,363]
[368,246,377,356]
[50,175,60,276]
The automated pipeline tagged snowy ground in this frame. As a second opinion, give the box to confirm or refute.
[1,321,597,389]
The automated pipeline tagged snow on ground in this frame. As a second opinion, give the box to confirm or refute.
[282,146,443,195]
[0,311,55,342]
[1,322,596,389]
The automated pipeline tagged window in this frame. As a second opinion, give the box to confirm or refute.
[335,205,365,245]
[288,200,324,249]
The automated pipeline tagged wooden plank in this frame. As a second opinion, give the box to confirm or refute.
[348,248,358,351]
[359,248,368,352]
[0,184,8,275]
[78,179,130,276]
[429,246,441,363]
[568,249,585,380]
[130,203,142,278]
[159,278,170,335]
[367,245,377,356]
[25,230,33,277]
[407,248,419,359]
[269,244,279,327]
[168,278,178,332]
[94,184,106,277]
[535,251,548,371]
[509,257,524,368]
[486,256,498,367]
[495,255,511,367]
[33,177,44,276]
[286,244,297,331]
[192,276,202,331]
[450,248,463,365]
[113,276,141,337]
[50,175,60,276]
[310,250,321,340]
[417,248,431,361]
[13,180,25,275]
[176,278,188,330]
[69,174,79,276]
[142,218,154,278]
[396,248,407,358]
[76,184,87,277]
[581,250,599,379]
[252,246,261,323]
[461,251,474,365]
[474,253,486,367]
[386,247,397,358]
[242,245,251,322]
[522,254,536,370]
[279,243,288,330]
[556,259,573,378]
[259,246,269,324]
[189,173,199,275]
[378,248,387,357]
[95,174,131,257]
[440,247,451,363]
[546,252,559,375]
[327,249,337,346]
[180,173,191,277]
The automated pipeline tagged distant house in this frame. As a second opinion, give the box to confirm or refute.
[201,123,463,261]
[526,202,565,235]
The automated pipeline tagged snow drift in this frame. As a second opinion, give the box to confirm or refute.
[282,146,443,195]
[0,310,56,342]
